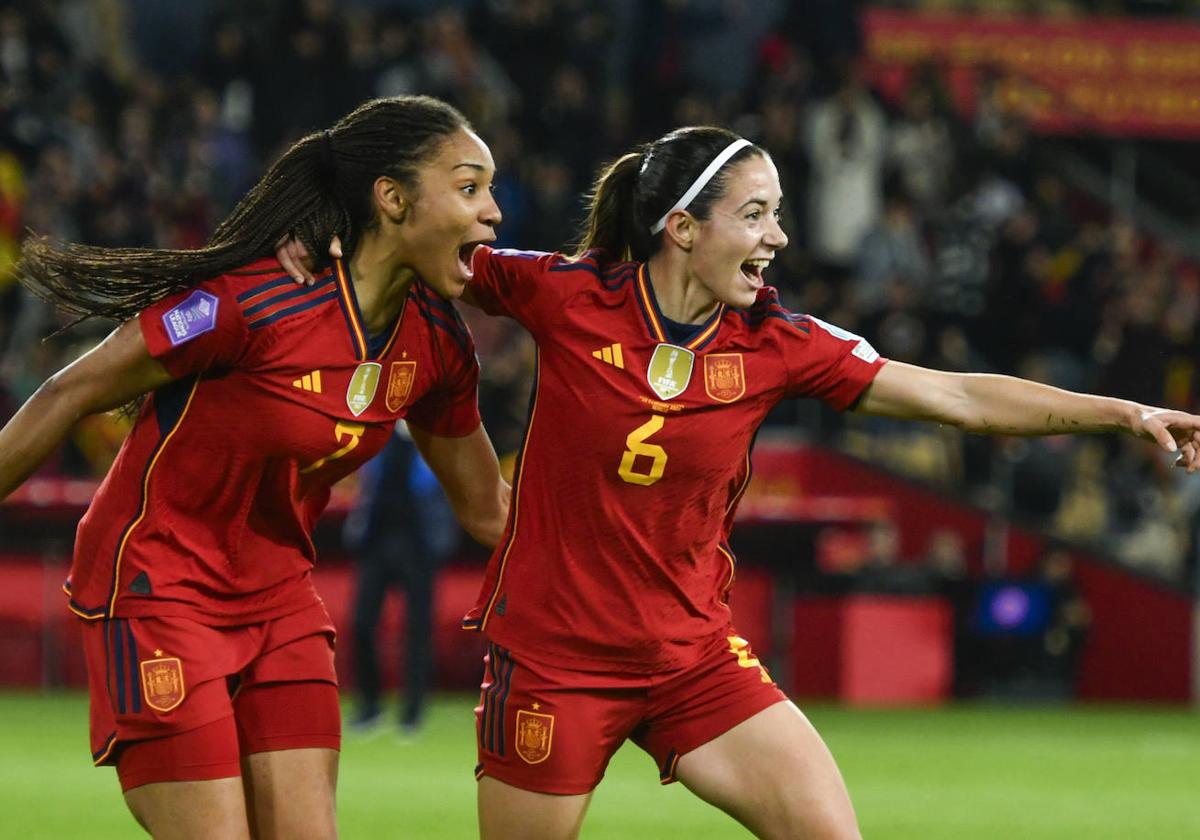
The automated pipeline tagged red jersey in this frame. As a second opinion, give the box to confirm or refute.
[463,247,886,672]
[67,257,479,625]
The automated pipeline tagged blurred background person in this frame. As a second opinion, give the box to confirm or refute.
[343,423,459,737]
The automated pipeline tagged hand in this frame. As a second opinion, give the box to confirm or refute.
[1134,407,1200,473]
[275,235,343,286]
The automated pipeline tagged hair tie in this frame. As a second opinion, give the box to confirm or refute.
[649,138,752,234]
[319,129,337,184]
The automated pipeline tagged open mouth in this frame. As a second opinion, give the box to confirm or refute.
[740,258,770,287]
[457,241,489,278]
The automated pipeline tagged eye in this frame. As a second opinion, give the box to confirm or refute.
[772,207,783,221]
[462,182,478,196]
[746,210,762,221]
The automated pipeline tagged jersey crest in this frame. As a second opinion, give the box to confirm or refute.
[515,709,554,764]
[346,362,382,416]
[140,652,185,712]
[646,344,694,400]
[385,361,417,411]
[704,353,746,403]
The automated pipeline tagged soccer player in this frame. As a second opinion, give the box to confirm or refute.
[281,126,1200,839]
[0,96,508,839]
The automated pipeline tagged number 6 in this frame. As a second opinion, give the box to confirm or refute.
[618,415,668,486]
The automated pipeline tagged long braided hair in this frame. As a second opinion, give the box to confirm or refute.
[18,95,470,325]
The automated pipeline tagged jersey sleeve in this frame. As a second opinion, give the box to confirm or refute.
[138,275,249,378]
[405,315,483,438]
[781,315,887,410]
[467,246,583,334]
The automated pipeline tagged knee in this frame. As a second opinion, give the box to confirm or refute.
[774,804,861,840]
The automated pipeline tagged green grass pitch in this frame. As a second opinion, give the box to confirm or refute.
[1,692,1197,838]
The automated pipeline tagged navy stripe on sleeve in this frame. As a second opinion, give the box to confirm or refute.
[241,276,334,317]
[235,275,294,302]
[247,290,339,330]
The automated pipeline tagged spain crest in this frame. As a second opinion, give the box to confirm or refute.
[704,353,746,403]
[515,709,554,764]
[385,361,417,412]
[140,652,185,712]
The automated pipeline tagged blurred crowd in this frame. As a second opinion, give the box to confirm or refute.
[1,0,1198,584]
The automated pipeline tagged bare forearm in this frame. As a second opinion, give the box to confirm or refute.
[0,378,90,498]
[0,321,171,500]
[955,374,1137,436]
[459,480,511,549]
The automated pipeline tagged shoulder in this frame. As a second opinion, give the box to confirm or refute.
[732,287,812,336]
[481,246,638,292]
[219,259,339,333]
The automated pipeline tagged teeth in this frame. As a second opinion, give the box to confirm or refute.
[744,259,770,269]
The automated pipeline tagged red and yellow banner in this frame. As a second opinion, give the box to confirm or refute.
[864,9,1200,138]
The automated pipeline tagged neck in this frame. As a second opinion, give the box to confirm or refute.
[645,251,719,325]
[348,234,417,335]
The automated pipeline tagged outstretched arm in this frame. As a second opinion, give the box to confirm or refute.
[856,360,1200,469]
[408,422,511,548]
[0,321,174,499]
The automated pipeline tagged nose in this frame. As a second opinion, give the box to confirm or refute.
[766,214,788,250]
[482,192,502,228]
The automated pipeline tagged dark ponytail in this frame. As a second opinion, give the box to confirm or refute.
[574,126,764,264]
[18,95,469,326]
[574,152,647,262]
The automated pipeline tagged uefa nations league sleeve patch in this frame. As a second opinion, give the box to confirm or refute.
[162,290,219,346]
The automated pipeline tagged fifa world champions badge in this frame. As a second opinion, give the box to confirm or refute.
[140,651,186,712]
[346,362,382,416]
[646,344,694,401]
[704,353,746,403]
[515,709,555,764]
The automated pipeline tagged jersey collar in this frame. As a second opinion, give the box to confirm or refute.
[334,258,407,361]
[634,263,724,352]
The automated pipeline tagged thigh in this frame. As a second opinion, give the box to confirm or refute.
[121,717,249,839]
[235,681,340,840]
[475,643,642,796]
[675,701,861,840]
[241,748,339,840]
[124,777,250,840]
[634,633,785,784]
[478,775,592,840]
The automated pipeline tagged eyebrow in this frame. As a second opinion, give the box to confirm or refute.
[453,163,487,172]
[738,197,780,211]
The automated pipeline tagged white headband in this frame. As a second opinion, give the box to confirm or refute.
[649,138,753,234]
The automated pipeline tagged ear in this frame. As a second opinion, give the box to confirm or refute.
[662,211,696,252]
[373,176,408,224]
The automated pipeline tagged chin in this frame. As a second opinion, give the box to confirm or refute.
[725,288,759,310]
[428,275,467,300]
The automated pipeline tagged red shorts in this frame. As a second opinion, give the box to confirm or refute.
[474,633,786,795]
[82,601,339,787]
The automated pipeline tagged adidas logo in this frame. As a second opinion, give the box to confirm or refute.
[292,371,323,393]
[591,343,624,369]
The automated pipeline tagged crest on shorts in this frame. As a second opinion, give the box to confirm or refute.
[346,362,382,416]
[704,353,746,403]
[385,360,417,412]
[646,343,694,401]
[140,652,185,712]
[515,709,554,764]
